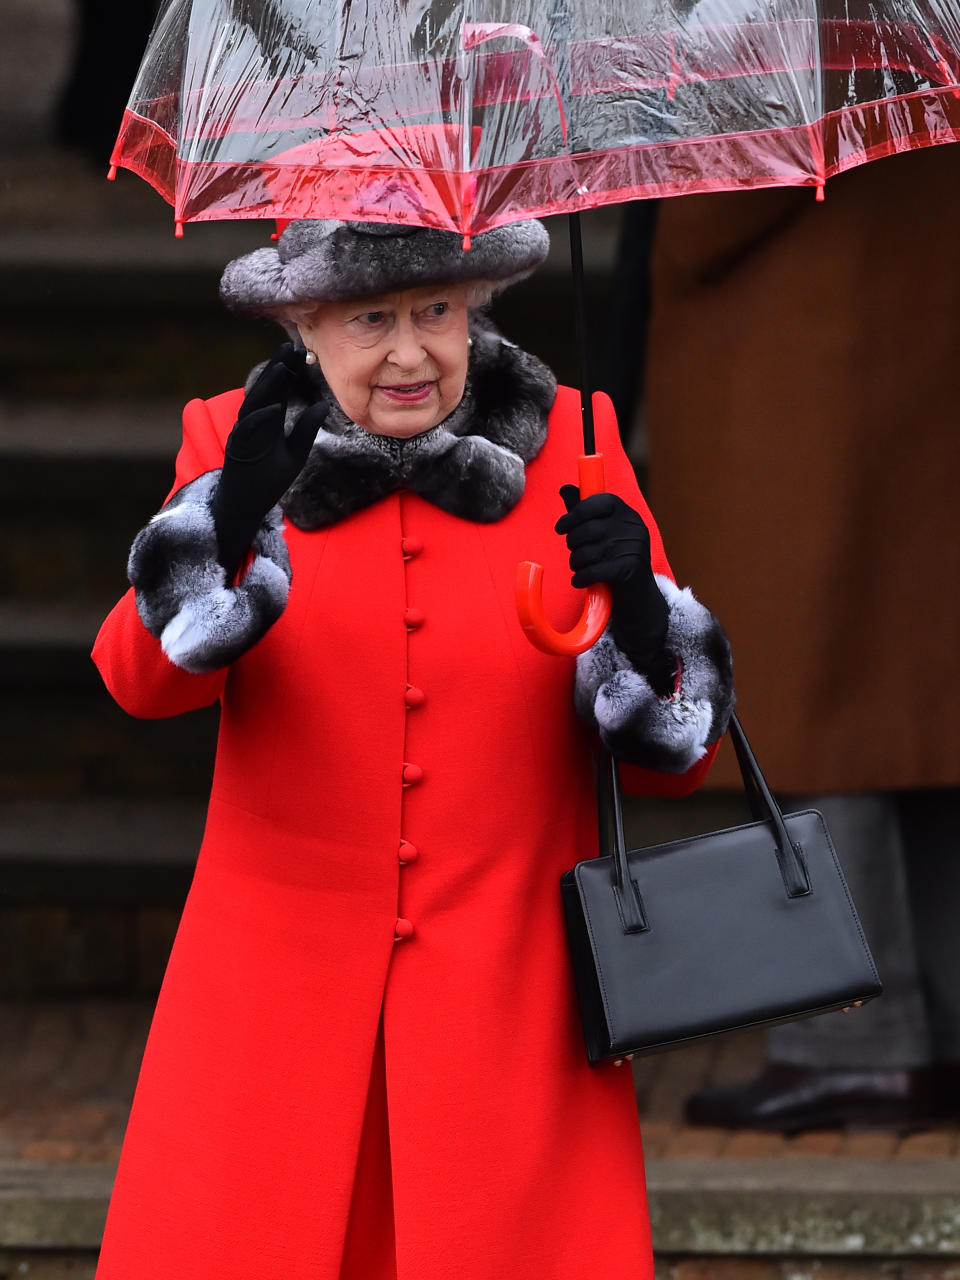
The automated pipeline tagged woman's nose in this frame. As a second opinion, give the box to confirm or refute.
[387,319,426,370]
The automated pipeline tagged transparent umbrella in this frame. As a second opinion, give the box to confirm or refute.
[109,0,960,652]
[112,0,960,234]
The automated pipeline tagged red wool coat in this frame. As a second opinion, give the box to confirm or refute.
[92,384,702,1280]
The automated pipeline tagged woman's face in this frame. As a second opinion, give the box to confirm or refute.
[297,284,470,438]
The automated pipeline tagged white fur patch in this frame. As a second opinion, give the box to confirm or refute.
[161,586,237,666]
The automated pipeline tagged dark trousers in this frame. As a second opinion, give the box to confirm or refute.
[770,789,960,1069]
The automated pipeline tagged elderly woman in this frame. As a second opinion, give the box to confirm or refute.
[92,218,733,1280]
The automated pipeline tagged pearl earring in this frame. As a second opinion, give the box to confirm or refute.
[305,351,318,365]
[467,337,474,349]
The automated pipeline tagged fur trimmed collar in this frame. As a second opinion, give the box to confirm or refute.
[244,315,557,529]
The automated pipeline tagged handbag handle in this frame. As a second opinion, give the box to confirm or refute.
[726,716,810,898]
[599,714,810,934]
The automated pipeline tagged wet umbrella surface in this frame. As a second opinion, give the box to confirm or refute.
[112,0,960,234]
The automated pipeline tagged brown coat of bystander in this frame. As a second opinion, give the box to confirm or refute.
[644,144,960,792]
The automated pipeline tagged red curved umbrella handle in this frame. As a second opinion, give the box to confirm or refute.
[516,452,613,656]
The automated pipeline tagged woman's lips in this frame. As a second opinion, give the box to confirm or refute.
[377,382,435,403]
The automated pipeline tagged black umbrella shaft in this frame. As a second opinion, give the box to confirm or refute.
[568,210,595,456]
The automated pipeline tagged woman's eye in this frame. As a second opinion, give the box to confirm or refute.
[360,311,386,325]
[426,302,448,317]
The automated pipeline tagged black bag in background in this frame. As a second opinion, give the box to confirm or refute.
[561,716,883,1066]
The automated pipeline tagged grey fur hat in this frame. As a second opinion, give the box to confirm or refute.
[219,218,550,316]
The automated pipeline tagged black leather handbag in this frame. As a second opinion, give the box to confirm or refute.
[561,716,883,1066]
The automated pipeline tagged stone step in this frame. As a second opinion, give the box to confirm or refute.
[0,799,203,996]
[0,451,171,614]
[0,798,198,996]
[0,796,203,874]
[0,1157,957,1274]
[0,1162,113,1250]
[0,676,218,795]
[649,1156,960,1257]
[0,401,183,463]
[0,602,113,660]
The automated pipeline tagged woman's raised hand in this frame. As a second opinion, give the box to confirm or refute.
[212,344,329,579]
[556,486,673,690]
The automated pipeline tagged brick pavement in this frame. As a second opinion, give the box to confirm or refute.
[1,1000,956,1164]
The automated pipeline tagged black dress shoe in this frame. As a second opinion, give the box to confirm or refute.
[684,1063,947,1132]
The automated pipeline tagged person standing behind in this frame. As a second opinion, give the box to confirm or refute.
[641,144,960,1130]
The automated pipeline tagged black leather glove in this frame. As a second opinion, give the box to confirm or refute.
[556,486,674,693]
[212,344,329,580]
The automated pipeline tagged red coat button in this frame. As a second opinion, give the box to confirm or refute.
[398,840,419,865]
[394,918,415,941]
[402,763,423,786]
[401,536,424,559]
[404,607,425,630]
[404,685,425,709]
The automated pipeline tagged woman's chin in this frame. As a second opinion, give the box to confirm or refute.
[366,402,444,439]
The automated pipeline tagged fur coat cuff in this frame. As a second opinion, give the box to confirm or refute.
[127,470,291,674]
[574,575,734,773]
